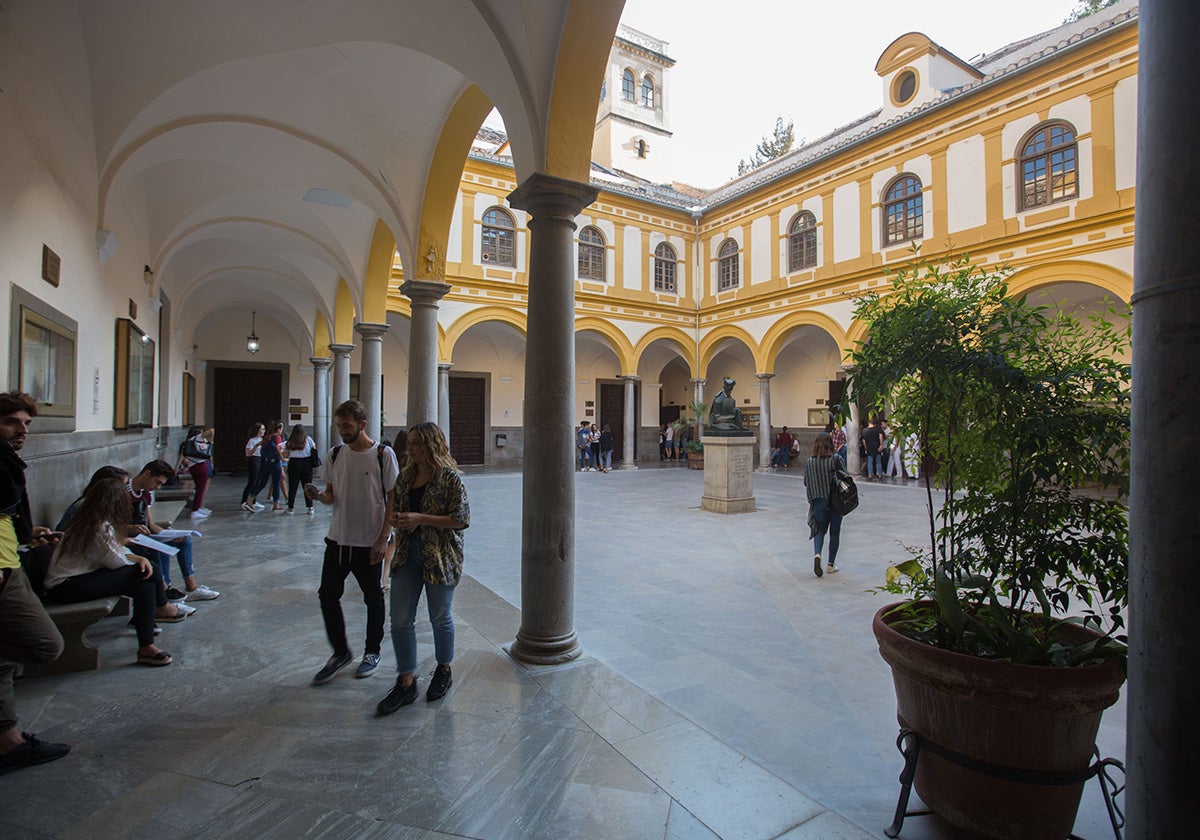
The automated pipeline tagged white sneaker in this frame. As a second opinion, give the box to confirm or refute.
[285,508,295,515]
[185,585,220,601]
[826,564,839,574]
[252,503,266,511]
[306,508,315,516]
[174,602,197,616]
[241,502,254,512]
[189,510,210,519]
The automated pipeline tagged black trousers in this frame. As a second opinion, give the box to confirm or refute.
[46,564,166,647]
[241,456,261,503]
[318,540,384,657]
[287,457,314,510]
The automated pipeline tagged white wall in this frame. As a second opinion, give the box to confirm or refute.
[947,135,987,233]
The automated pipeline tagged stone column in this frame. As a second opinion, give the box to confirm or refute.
[309,356,331,469]
[438,363,453,443]
[619,374,638,469]
[354,323,389,442]
[846,401,862,475]
[506,172,598,665]
[329,342,355,425]
[1128,2,1199,836]
[402,279,451,428]
[755,373,774,472]
[692,377,706,408]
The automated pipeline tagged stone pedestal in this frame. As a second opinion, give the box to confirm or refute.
[700,436,756,514]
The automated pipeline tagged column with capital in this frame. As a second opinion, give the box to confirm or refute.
[437,363,453,444]
[619,374,638,469]
[310,356,331,468]
[755,373,774,472]
[403,279,451,428]
[354,322,389,442]
[329,343,355,443]
[505,172,599,665]
[691,378,706,410]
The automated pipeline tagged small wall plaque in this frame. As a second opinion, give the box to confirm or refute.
[128,299,138,319]
[41,245,61,286]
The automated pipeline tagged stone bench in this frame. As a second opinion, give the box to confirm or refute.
[23,596,129,677]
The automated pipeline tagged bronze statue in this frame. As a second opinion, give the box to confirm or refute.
[707,377,747,433]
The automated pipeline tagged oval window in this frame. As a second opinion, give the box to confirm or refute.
[895,70,917,105]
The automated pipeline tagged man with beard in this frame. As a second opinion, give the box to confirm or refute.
[0,392,68,774]
[307,400,398,685]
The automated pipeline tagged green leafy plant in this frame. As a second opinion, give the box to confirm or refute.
[851,255,1130,668]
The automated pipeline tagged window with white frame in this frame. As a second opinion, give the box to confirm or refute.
[1018,121,1079,210]
[481,207,516,267]
[642,75,654,107]
[787,211,818,272]
[883,175,924,245]
[653,242,677,292]
[622,69,635,101]
[578,226,606,281]
[718,239,740,291]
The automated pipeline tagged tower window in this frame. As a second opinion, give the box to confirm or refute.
[642,75,654,108]
[622,69,635,101]
[637,139,647,159]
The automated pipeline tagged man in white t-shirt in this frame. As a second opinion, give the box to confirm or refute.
[306,400,399,685]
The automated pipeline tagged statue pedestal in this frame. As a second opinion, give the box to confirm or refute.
[700,435,756,514]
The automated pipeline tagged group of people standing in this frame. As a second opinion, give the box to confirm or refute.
[576,420,615,472]
[858,418,920,481]
[240,422,319,514]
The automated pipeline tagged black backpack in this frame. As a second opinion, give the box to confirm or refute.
[329,442,392,497]
[829,459,859,516]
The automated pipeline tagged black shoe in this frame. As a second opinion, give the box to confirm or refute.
[376,677,418,716]
[312,650,354,685]
[165,587,187,601]
[426,665,453,702]
[813,554,824,578]
[0,733,70,775]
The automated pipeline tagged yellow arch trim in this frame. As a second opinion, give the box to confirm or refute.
[845,319,871,362]
[334,278,356,344]
[1006,260,1132,304]
[313,312,331,357]
[698,325,760,375]
[575,317,636,374]
[363,220,396,324]
[632,326,697,376]
[545,0,625,181]
[444,306,529,359]
[760,311,851,372]
[418,85,493,282]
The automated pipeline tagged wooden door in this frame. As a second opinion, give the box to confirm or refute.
[599,382,627,461]
[448,376,485,465]
[211,367,283,474]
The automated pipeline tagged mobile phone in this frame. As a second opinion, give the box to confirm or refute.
[304,483,320,495]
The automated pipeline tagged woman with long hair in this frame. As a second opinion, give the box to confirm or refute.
[803,432,845,578]
[247,421,286,511]
[284,423,318,514]
[43,479,188,666]
[241,423,267,512]
[180,425,213,518]
[376,422,470,715]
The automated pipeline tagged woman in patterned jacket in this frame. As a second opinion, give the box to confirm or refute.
[376,422,470,715]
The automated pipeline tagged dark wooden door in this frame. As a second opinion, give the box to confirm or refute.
[828,379,846,419]
[211,367,283,474]
[448,376,485,465]
[599,382,627,461]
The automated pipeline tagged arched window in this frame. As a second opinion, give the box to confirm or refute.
[883,175,924,245]
[718,239,739,291]
[621,69,635,101]
[1019,121,1078,210]
[642,75,654,108]
[787,211,818,272]
[637,139,647,159]
[481,207,515,267]
[578,226,606,281]
[654,242,677,293]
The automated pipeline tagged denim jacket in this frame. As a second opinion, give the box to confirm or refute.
[390,466,470,586]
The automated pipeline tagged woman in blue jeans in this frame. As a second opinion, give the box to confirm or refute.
[376,422,470,715]
[803,433,844,578]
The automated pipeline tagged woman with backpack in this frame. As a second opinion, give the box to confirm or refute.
[244,421,285,512]
[284,423,319,515]
[803,432,845,578]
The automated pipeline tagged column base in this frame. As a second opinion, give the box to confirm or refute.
[620,462,639,470]
[506,629,583,665]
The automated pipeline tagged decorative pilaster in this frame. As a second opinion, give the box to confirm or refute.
[691,377,706,408]
[310,356,331,469]
[755,373,774,472]
[619,374,639,469]
[438,363,453,443]
[354,323,389,442]
[505,172,599,666]
[402,279,452,428]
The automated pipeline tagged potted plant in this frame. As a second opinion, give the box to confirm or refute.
[683,438,704,469]
[848,255,1130,840]
[676,400,707,469]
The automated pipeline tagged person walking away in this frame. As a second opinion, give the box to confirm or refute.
[180,426,213,518]
[284,424,318,514]
[0,392,69,774]
[804,432,844,577]
[599,425,615,472]
[241,423,266,511]
[376,423,470,714]
[307,400,399,685]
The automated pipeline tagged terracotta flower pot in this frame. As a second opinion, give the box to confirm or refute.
[686,451,703,469]
[873,602,1124,840]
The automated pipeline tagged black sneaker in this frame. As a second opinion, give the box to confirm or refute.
[0,733,70,775]
[426,664,453,702]
[376,677,418,716]
[165,587,187,601]
[312,650,354,685]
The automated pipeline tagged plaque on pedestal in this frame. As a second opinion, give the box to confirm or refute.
[700,435,756,514]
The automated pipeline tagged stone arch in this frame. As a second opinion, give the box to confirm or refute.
[632,326,696,376]
[760,311,851,372]
[574,316,635,374]
[698,325,759,376]
[1006,260,1132,304]
[445,306,529,359]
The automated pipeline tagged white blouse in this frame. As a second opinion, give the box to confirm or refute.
[45,522,135,590]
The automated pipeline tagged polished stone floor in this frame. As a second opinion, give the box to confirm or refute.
[4,466,1125,839]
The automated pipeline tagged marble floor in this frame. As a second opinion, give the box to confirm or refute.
[3,467,1126,840]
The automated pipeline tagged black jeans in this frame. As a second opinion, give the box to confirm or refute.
[287,457,314,510]
[46,564,166,647]
[241,456,261,503]
[318,540,384,657]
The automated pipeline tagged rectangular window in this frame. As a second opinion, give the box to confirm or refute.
[19,306,76,417]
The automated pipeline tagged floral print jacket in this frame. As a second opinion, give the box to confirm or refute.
[390,466,470,586]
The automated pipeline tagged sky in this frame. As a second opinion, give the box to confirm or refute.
[610,0,1087,188]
